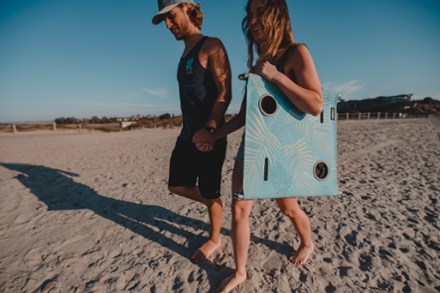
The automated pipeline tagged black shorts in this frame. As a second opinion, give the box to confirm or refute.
[168,137,227,199]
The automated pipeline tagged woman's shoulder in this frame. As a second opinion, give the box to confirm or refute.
[287,43,309,54]
[281,43,314,76]
[284,43,312,63]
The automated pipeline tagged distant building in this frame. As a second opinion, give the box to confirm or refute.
[337,94,412,114]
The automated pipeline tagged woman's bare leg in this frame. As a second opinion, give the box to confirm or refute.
[218,161,251,292]
[275,197,314,266]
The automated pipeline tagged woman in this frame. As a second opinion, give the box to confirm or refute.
[194,0,323,291]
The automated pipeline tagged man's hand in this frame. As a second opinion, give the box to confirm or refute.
[193,128,215,152]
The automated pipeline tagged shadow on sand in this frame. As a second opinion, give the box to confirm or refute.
[0,162,292,292]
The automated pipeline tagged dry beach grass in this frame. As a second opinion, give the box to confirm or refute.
[0,118,439,292]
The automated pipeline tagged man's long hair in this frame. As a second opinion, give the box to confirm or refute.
[242,0,294,69]
[182,3,203,29]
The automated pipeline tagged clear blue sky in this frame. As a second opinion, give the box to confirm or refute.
[1,0,439,123]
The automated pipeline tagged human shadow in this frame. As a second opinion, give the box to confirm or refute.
[0,162,292,291]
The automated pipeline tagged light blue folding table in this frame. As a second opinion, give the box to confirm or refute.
[239,73,339,200]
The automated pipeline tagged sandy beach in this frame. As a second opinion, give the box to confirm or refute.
[1,118,439,292]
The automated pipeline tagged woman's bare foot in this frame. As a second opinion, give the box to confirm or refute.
[217,272,249,293]
[191,239,221,263]
[288,243,314,266]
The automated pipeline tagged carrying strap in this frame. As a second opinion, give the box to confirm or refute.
[275,43,307,74]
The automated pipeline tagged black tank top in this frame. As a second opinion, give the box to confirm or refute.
[274,43,306,82]
[177,36,223,141]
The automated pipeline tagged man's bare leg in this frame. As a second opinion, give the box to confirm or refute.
[168,186,223,262]
[192,197,223,262]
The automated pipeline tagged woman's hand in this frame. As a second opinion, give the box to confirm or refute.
[253,60,280,83]
[193,129,215,152]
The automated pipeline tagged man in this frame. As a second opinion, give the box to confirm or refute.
[152,0,232,262]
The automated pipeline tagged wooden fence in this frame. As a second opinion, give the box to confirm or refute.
[2,123,57,133]
[337,112,433,120]
[3,114,436,134]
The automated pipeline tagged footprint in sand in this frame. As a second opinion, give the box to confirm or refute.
[344,231,358,246]
[358,253,372,272]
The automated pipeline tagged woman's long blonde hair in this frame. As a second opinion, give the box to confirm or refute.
[242,0,295,69]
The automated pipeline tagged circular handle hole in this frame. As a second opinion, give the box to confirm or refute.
[259,95,278,116]
[314,162,329,180]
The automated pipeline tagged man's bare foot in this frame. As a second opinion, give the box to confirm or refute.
[288,243,314,266]
[191,239,221,263]
[217,272,249,293]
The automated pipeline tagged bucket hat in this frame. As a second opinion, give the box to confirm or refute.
[152,0,194,25]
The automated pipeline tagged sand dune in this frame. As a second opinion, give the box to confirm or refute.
[0,118,439,292]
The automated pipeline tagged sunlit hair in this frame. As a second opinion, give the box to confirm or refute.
[242,0,295,69]
[181,3,203,29]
